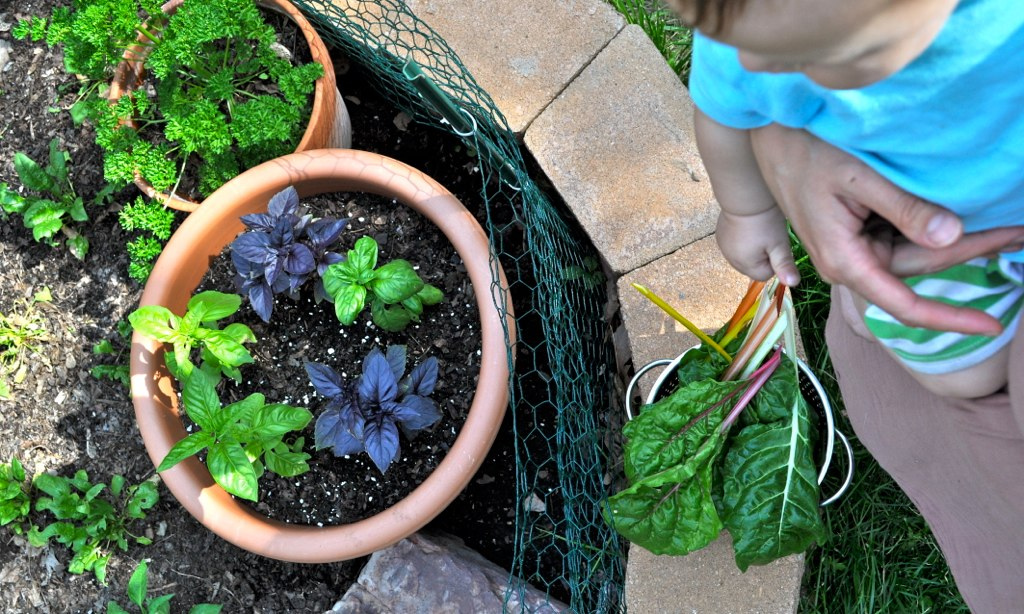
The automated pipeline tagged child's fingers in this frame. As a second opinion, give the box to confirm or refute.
[768,244,801,287]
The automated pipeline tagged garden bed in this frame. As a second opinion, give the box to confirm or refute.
[0,3,557,610]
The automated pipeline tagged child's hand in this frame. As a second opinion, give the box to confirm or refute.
[715,207,800,286]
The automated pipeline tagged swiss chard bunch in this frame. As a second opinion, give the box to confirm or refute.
[230,187,348,322]
[323,236,444,332]
[606,280,826,571]
[28,471,159,584]
[157,373,312,502]
[0,138,113,259]
[128,291,255,384]
[306,345,442,473]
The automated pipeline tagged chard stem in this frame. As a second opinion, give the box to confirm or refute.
[722,305,778,381]
[725,279,765,336]
[737,311,789,381]
[632,283,731,362]
[721,348,782,430]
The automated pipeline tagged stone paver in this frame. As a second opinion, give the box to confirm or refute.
[406,1,804,612]
[403,0,625,134]
[525,24,717,275]
[617,236,749,381]
[617,238,805,613]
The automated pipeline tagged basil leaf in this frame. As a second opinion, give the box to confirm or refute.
[348,236,378,273]
[202,330,254,368]
[156,431,214,472]
[264,448,310,477]
[370,299,413,332]
[181,372,221,431]
[363,418,400,474]
[417,284,444,306]
[188,290,241,321]
[128,305,179,342]
[331,284,367,325]
[207,443,259,501]
[323,259,361,289]
[250,404,312,437]
[369,260,423,303]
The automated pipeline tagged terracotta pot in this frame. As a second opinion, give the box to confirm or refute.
[108,0,352,212]
[131,149,515,563]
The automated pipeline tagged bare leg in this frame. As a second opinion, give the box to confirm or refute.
[826,285,1024,613]
[847,290,1010,399]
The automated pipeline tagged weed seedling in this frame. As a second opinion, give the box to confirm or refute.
[0,288,52,398]
[107,559,223,614]
[0,457,31,534]
[0,139,113,258]
[28,471,159,584]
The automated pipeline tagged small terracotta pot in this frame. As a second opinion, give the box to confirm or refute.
[108,0,352,212]
[131,149,515,563]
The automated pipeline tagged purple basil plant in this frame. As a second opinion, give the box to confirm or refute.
[230,186,348,322]
[305,345,441,474]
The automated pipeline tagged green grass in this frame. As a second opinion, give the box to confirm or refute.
[605,0,693,80]
[603,1,969,608]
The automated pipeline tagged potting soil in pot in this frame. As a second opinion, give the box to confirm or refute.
[193,189,483,526]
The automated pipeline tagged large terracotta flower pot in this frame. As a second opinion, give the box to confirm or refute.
[109,0,352,212]
[130,149,515,562]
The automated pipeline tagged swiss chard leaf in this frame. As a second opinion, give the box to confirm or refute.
[605,429,726,555]
[719,359,826,571]
[621,377,741,483]
[606,374,738,556]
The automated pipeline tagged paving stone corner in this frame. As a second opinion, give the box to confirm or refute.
[404,0,626,133]
[616,236,804,614]
[524,24,717,275]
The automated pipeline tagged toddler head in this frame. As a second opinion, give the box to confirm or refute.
[667,0,958,89]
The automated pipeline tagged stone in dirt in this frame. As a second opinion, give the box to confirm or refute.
[329,532,567,613]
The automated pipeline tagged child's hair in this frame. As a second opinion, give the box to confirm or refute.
[665,0,747,33]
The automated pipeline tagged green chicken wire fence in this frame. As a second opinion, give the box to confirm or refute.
[292,0,627,610]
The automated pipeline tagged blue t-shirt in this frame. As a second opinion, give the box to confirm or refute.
[689,0,1024,260]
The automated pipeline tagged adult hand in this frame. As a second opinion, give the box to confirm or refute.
[749,123,1024,335]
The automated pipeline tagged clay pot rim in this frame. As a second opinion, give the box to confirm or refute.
[108,0,339,212]
[130,149,516,562]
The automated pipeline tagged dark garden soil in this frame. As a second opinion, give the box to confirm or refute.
[0,2,559,612]
[194,190,482,527]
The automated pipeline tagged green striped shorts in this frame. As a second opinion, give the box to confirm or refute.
[863,257,1024,374]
